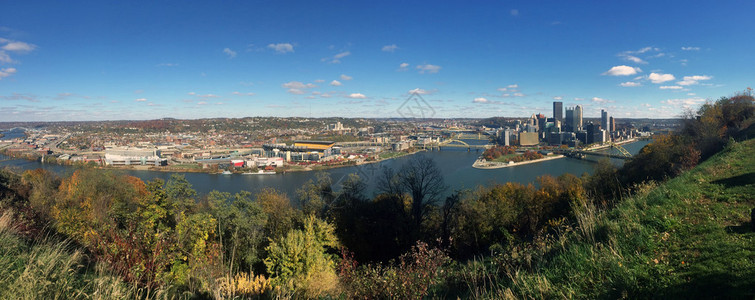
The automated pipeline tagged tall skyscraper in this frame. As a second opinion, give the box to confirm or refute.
[575,105,583,132]
[565,107,574,132]
[609,116,615,133]
[553,101,563,121]
[601,109,608,131]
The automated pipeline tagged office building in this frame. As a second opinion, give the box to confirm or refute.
[609,116,615,133]
[553,101,563,122]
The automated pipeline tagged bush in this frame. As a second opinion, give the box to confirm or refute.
[339,241,451,299]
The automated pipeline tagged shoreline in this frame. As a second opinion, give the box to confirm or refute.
[0,148,426,175]
[472,154,565,169]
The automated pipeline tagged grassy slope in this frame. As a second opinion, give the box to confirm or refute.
[0,213,167,299]
[510,138,755,298]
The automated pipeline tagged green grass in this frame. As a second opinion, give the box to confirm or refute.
[170,164,202,170]
[491,153,521,163]
[379,151,408,159]
[473,138,755,299]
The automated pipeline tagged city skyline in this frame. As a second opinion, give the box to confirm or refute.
[1,1,753,121]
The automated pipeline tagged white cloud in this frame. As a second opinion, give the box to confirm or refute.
[2,41,35,52]
[648,72,675,83]
[156,63,178,67]
[323,51,351,63]
[268,43,294,53]
[197,101,208,105]
[513,92,525,97]
[223,48,237,58]
[602,65,642,76]
[677,75,712,86]
[408,88,433,95]
[340,74,352,80]
[0,52,12,63]
[507,84,518,89]
[510,9,519,16]
[660,85,683,90]
[282,81,317,94]
[663,97,705,108]
[620,81,641,87]
[188,92,219,98]
[382,44,398,52]
[681,46,700,51]
[0,67,16,79]
[232,92,255,96]
[282,81,316,89]
[330,80,342,86]
[473,97,488,103]
[621,54,647,64]
[553,96,563,100]
[591,97,613,103]
[398,62,409,71]
[135,98,147,102]
[417,64,441,74]
[634,46,659,54]
[347,93,366,99]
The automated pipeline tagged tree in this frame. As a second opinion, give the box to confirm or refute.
[165,174,197,224]
[264,215,340,298]
[205,190,268,273]
[398,155,447,229]
[295,172,334,218]
[21,169,60,222]
[256,187,300,242]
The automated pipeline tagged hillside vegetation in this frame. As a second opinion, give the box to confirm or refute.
[0,91,752,299]
[462,137,754,299]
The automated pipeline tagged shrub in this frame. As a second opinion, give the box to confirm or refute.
[339,241,450,299]
[264,215,340,298]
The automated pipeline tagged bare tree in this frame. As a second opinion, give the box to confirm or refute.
[399,155,447,227]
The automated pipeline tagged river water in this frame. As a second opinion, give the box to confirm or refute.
[0,133,650,199]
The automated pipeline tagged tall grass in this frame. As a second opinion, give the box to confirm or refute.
[0,209,181,300]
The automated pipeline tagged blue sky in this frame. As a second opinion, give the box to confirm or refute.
[1,1,753,121]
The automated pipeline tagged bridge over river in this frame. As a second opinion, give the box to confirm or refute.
[556,142,633,160]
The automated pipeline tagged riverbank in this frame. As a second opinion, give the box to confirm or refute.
[0,147,427,176]
[473,154,565,169]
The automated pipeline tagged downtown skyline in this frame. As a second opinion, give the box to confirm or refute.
[1,0,753,121]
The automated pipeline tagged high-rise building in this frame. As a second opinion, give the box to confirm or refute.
[536,113,546,133]
[609,116,615,133]
[553,101,563,122]
[564,105,583,132]
[565,108,574,132]
[601,109,608,131]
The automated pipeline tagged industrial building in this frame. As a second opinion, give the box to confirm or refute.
[104,147,166,166]
[262,140,336,162]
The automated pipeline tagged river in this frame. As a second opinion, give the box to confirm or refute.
[0,134,651,199]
